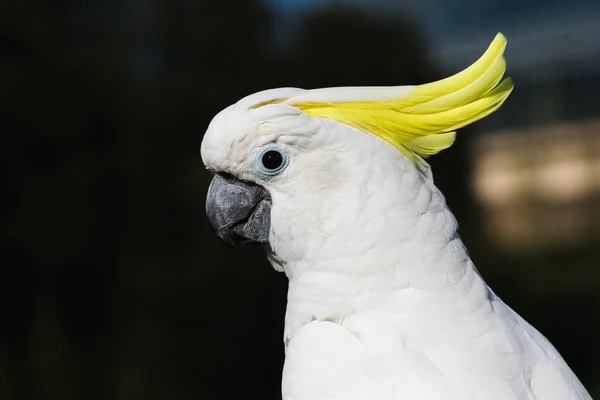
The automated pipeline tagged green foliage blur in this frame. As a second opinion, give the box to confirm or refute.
[2,1,598,399]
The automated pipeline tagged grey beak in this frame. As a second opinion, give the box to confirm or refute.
[205,174,272,247]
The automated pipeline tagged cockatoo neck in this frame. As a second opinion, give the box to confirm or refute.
[269,129,477,344]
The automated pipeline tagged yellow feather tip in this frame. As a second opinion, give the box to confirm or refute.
[291,33,513,163]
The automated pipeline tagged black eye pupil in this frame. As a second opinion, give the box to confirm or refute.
[261,150,283,170]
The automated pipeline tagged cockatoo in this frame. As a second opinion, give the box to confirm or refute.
[201,33,592,400]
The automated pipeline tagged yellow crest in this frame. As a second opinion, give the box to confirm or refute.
[288,33,513,162]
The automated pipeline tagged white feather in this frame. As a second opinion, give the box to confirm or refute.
[200,88,593,400]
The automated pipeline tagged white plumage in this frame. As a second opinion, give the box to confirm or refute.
[201,34,592,400]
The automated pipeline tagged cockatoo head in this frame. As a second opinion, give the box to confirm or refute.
[201,34,512,275]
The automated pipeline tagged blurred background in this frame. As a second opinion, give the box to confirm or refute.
[2,0,599,398]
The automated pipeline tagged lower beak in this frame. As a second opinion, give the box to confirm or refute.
[205,174,271,247]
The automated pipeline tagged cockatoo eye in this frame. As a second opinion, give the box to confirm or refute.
[253,143,289,179]
[262,150,283,170]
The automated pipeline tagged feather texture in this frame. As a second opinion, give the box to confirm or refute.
[288,33,513,162]
[200,32,592,400]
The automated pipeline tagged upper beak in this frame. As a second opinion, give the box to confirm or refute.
[205,174,272,247]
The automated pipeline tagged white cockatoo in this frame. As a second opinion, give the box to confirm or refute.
[201,33,592,400]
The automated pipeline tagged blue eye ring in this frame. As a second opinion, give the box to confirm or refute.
[254,143,289,179]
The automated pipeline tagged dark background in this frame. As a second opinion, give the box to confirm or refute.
[2,1,599,399]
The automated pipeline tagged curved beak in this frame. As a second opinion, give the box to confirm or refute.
[205,174,271,247]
